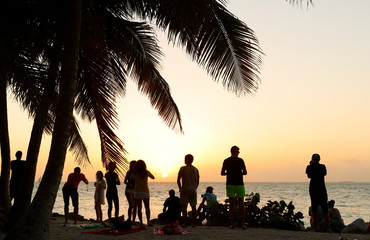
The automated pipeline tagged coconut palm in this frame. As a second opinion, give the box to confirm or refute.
[4,0,184,230]
[4,0,268,238]
[5,0,263,238]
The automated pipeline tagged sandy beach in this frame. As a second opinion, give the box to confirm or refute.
[3,216,367,240]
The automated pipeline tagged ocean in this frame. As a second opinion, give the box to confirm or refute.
[36,182,369,227]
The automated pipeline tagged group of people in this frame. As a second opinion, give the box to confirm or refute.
[306,153,346,232]
[61,145,248,229]
[10,147,344,231]
[62,159,154,226]
[161,145,247,229]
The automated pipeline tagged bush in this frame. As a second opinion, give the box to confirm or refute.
[203,192,305,231]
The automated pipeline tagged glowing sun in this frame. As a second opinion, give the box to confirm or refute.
[162,172,168,178]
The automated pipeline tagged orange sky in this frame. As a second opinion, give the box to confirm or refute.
[5,0,370,183]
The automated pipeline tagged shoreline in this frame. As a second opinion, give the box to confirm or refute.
[2,216,369,240]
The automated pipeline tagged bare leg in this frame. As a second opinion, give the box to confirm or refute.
[126,192,136,221]
[74,206,78,224]
[136,198,143,226]
[64,205,69,223]
[323,213,331,232]
[229,197,236,228]
[143,198,151,226]
[182,205,188,227]
[132,198,137,222]
[95,202,99,222]
[95,202,102,222]
[191,205,197,227]
[238,197,246,228]
[312,212,319,231]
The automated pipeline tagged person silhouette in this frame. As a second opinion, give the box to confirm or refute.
[306,153,331,232]
[94,170,106,223]
[10,150,26,202]
[124,160,136,222]
[130,159,155,227]
[177,154,199,227]
[158,189,181,224]
[221,146,247,229]
[62,167,89,224]
[105,162,120,221]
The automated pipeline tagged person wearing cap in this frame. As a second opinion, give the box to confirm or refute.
[306,153,331,232]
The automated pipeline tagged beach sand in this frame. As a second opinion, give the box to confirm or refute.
[4,216,363,240]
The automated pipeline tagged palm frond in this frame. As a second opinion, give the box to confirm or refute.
[68,116,90,167]
[286,0,313,8]
[75,9,130,177]
[134,0,263,96]
[104,16,183,132]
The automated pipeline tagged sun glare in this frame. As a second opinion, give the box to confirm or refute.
[162,172,168,178]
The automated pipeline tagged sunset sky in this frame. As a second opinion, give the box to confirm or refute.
[7,0,370,183]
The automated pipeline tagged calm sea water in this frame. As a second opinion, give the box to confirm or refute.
[33,182,370,227]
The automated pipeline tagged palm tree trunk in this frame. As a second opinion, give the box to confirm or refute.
[0,76,11,226]
[4,0,82,238]
[7,42,60,229]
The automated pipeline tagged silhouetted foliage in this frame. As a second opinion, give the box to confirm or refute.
[203,192,305,231]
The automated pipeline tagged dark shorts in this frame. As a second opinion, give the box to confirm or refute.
[63,186,78,207]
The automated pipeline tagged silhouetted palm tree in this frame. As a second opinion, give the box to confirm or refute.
[6,1,185,230]
[2,0,314,236]
[4,0,269,238]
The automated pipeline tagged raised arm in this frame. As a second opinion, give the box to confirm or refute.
[148,170,155,179]
[82,174,89,184]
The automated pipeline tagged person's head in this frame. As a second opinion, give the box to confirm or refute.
[206,186,213,193]
[169,189,175,197]
[15,151,22,160]
[129,160,136,170]
[74,167,81,173]
[96,170,103,180]
[107,162,116,172]
[230,146,240,156]
[184,154,193,165]
[328,199,335,208]
[311,153,320,164]
[134,160,147,175]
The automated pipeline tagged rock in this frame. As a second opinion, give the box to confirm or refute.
[341,218,367,234]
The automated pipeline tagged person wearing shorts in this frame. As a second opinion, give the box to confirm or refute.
[62,167,88,224]
[130,160,155,227]
[221,146,247,229]
[177,154,199,227]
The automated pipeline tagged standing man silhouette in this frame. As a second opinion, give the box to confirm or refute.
[177,154,199,227]
[62,167,89,224]
[221,146,247,229]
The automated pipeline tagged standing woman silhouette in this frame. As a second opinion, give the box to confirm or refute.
[306,153,331,232]
[105,162,120,221]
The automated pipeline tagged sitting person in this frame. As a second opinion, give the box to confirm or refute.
[158,190,181,224]
[197,186,217,222]
[308,200,345,232]
[327,200,344,225]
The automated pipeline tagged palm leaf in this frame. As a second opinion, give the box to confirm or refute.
[68,116,90,167]
[128,0,263,96]
[103,15,183,132]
